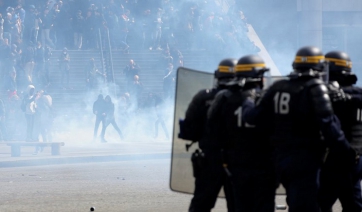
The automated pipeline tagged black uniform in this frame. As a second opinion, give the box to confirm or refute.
[319,84,362,212]
[208,87,275,212]
[179,58,236,212]
[242,77,355,212]
[179,87,234,212]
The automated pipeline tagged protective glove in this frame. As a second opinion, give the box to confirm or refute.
[328,82,351,103]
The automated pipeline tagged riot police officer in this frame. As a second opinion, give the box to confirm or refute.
[179,59,236,212]
[241,46,356,212]
[207,55,275,212]
[318,51,362,212]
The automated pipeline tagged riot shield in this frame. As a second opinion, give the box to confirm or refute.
[170,67,215,195]
[170,67,286,196]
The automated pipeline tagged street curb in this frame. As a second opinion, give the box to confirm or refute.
[0,153,171,168]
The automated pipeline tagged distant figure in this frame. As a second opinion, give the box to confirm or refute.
[21,84,38,142]
[22,43,35,84]
[72,10,84,50]
[123,59,140,92]
[59,47,70,88]
[33,91,53,155]
[163,68,176,99]
[36,90,53,142]
[100,95,123,142]
[143,92,169,139]
[93,94,106,142]
[128,75,143,111]
[85,58,105,91]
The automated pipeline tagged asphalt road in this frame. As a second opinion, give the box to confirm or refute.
[0,159,228,212]
[0,159,344,212]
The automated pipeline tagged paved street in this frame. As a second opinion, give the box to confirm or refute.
[0,160,229,212]
[0,140,342,212]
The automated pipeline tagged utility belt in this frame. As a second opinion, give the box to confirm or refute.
[191,149,206,178]
[186,142,232,178]
[190,148,232,178]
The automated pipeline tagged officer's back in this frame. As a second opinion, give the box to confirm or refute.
[179,59,237,212]
[184,88,220,150]
[207,55,275,212]
[241,46,355,212]
[318,50,362,212]
[264,77,324,149]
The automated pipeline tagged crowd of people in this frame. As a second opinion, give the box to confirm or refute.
[179,47,362,211]
[0,0,249,141]
[0,0,256,143]
[0,0,254,93]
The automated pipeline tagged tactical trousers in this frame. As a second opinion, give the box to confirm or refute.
[319,154,362,212]
[189,150,234,212]
[229,166,276,212]
[275,149,323,212]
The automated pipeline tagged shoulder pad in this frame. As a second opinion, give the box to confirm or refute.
[275,78,289,85]
[305,78,324,88]
[309,83,334,117]
[191,89,215,103]
[310,83,329,96]
[207,89,230,120]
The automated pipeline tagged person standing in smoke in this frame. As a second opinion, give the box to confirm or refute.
[123,59,141,92]
[85,58,98,91]
[163,67,176,100]
[33,90,53,154]
[34,41,45,88]
[22,42,35,84]
[36,90,53,143]
[93,94,106,142]
[100,95,123,143]
[40,7,56,49]
[72,10,84,50]
[154,101,169,139]
[43,46,52,87]
[22,85,39,142]
[143,92,169,139]
[23,5,41,45]
[128,75,143,112]
[85,58,105,91]
[59,47,70,88]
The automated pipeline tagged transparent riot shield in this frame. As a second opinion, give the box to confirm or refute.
[170,67,287,196]
[170,67,215,195]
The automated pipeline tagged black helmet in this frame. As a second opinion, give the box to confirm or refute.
[214,58,236,79]
[234,55,269,89]
[325,51,352,72]
[325,51,357,85]
[235,55,269,78]
[214,58,236,86]
[292,46,325,72]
